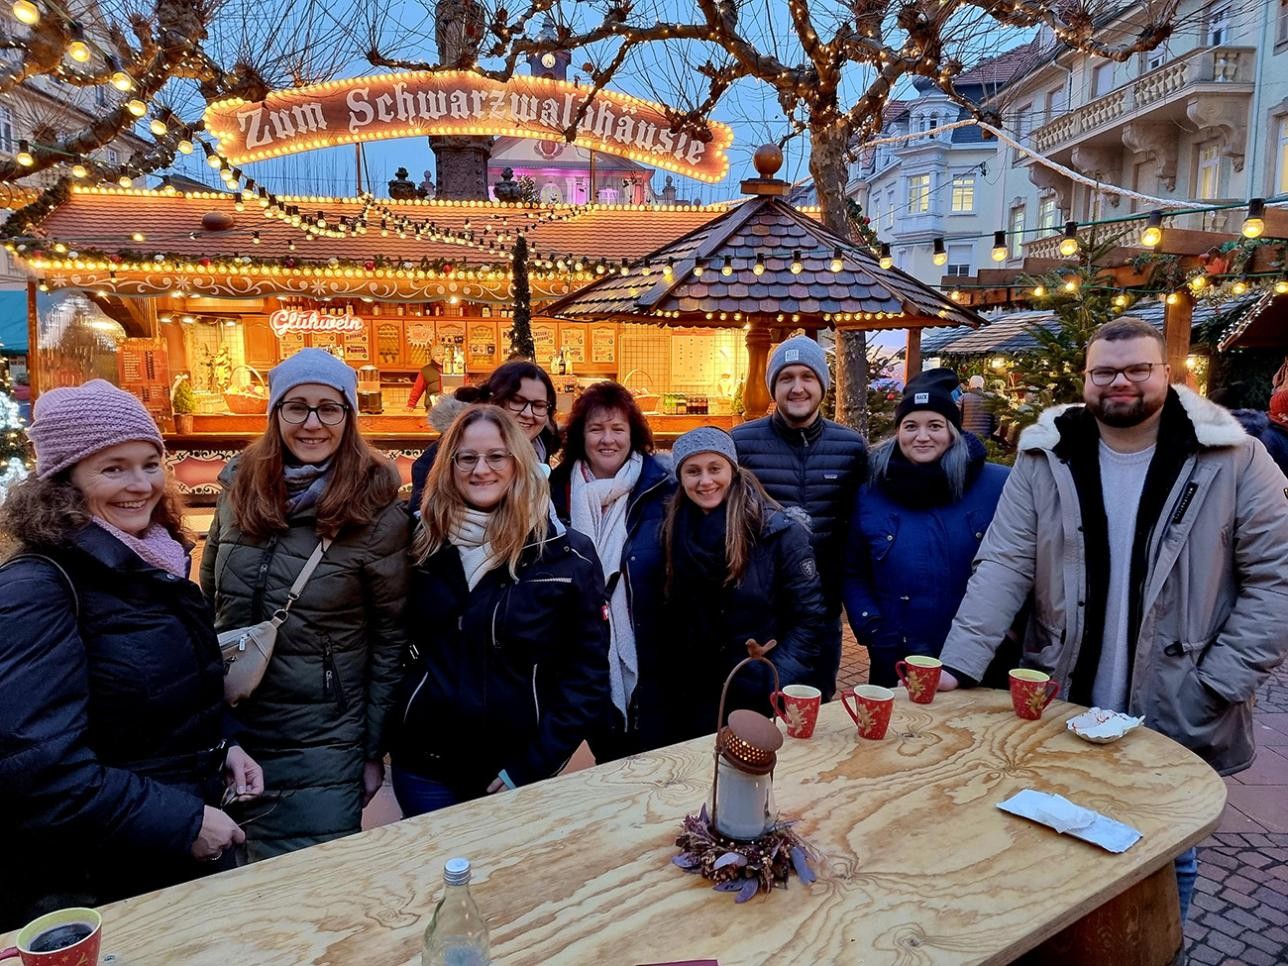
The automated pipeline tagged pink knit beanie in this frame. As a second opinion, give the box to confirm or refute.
[27,379,165,479]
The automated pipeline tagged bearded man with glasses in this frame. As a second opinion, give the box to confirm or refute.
[935,317,1288,926]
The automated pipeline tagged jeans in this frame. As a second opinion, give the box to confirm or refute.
[391,768,461,819]
[1175,847,1198,923]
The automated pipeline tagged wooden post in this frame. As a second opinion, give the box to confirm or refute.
[1164,291,1192,383]
[743,324,772,417]
[905,327,922,383]
[25,277,38,402]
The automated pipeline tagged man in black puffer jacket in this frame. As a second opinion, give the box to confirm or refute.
[732,335,868,700]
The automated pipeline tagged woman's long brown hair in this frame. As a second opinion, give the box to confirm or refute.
[663,461,778,591]
[413,405,550,575]
[227,409,399,541]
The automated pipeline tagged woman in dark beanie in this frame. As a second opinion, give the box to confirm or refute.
[549,381,675,759]
[409,360,560,512]
[0,380,261,929]
[842,368,1010,687]
[202,348,409,860]
[660,427,824,744]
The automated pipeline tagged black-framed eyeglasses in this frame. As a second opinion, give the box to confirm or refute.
[1085,363,1162,387]
[452,450,514,471]
[503,396,551,418]
[277,401,350,425]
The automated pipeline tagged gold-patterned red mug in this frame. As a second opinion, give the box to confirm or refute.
[1009,668,1061,720]
[771,684,822,738]
[895,656,942,704]
[841,684,894,740]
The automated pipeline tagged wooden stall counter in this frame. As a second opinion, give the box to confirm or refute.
[9,690,1224,965]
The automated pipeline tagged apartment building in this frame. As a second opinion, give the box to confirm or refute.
[846,44,1037,284]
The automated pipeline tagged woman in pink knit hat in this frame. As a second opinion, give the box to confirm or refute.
[0,379,263,931]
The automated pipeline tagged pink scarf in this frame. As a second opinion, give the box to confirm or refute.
[93,518,190,579]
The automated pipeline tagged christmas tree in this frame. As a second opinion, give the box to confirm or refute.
[507,235,536,360]
[0,355,32,501]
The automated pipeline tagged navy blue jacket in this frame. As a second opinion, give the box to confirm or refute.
[842,457,1009,665]
[731,413,868,608]
[662,508,825,744]
[1232,409,1288,480]
[392,522,610,795]
[549,454,675,745]
[0,526,227,927]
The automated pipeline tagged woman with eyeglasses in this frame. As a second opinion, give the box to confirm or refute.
[390,405,609,816]
[408,360,560,513]
[202,349,411,860]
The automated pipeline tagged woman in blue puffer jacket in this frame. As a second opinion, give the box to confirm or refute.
[842,369,1009,687]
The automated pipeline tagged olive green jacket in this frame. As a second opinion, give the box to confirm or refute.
[202,460,410,858]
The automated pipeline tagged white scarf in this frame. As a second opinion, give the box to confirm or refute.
[448,507,501,591]
[570,453,642,722]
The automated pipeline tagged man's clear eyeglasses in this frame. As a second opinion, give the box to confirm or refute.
[277,401,349,425]
[503,397,551,418]
[453,451,513,471]
[1085,363,1161,387]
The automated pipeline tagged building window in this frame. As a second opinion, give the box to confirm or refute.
[95,85,107,108]
[907,173,931,214]
[1209,7,1229,46]
[1043,89,1062,121]
[1009,206,1025,259]
[1279,0,1288,45]
[105,147,119,166]
[1090,63,1111,98]
[950,174,975,213]
[1195,142,1221,199]
[0,104,13,154]
[1039,196,1060,233]
[1143,46,1167,72]
[1277,118,1288,194]
[1016,103,1032,141]
[946,244,972,276]
[884,186,895,228]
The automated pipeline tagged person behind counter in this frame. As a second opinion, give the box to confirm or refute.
[549,381,676,759]
[0,380,262,930]
[391,404,609,815]
[408,360,560,513]
[202,348,410,861]
[660,427,825,744]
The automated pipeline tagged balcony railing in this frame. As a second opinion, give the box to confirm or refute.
[1023,203,1241,258]
[1029,46,1255,154]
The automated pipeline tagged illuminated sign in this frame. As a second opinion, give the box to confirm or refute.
[205,71,733,183]
[269,307,365,338]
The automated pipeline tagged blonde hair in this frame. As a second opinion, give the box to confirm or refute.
[414,404,550,574]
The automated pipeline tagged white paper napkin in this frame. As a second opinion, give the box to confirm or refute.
[998,789,1142,853]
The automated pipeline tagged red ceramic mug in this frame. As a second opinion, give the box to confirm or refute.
[841,685,894,740]
[895,656,942,704]
[771,684,822,739]
[1009,669,1061,720]
[1,908,102,966]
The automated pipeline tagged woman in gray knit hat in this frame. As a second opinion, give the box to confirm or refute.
[657,427,825,743]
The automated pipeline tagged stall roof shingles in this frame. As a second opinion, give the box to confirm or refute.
[32,187,726,264]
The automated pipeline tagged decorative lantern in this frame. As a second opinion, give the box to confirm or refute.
[710,657,784,841]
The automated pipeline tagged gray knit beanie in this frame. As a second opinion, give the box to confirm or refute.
[269,347,358,411]
[766,335,830,393]
[672,426,738,474]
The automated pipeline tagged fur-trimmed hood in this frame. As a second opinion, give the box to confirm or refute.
[428,395,469,433]
[1018,385,1248,453]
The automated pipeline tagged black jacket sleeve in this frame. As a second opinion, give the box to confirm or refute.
[0,562,205,859]
[502,538,611,785]
[769,522,826,687]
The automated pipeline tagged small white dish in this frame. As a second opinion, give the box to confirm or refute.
[1066,707,1145,744]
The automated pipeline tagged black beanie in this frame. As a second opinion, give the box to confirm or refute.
[895,368,962,429]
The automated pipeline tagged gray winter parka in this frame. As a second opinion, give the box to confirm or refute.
[941,386,1288,775]
[201,460,411,858]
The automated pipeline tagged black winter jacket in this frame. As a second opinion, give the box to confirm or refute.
[549,453,676,751]
[0,526,227,929]
[1232,409,1288,480]
[662,508,826,744]
[392,521,610,796]
[731,413,868,608]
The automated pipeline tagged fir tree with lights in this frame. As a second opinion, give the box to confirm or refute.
[508,235,535,360]
[0,355,32,501]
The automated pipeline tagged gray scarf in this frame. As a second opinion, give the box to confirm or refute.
[284,457,333,516]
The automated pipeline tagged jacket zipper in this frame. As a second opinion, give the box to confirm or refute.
[531,664,541,724]
[403,671,428,725]
[322,636,349,712]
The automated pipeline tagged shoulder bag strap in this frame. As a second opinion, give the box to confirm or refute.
[0,552,80,618]
[270,538,332,625]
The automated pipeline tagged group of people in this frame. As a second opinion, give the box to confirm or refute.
[3,318,1287,933]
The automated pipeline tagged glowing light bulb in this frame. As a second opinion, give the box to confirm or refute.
[1275,278,1288,295]
[1140,210,1164,248]
[110,70,133,92]
[790,250,803,274]
[176,138,193,154]
[1242,198,1266,239]
[1062,277,1078,293]
[991,230,1007,262]
[1032,284,1046,298]
[829,248,844,273]
[1188,274,1207,293]
[1058,221,1079,257]
[879,243,893,270]
[15,140,33,166]
[1166,291,1180,305]
[1113,294,1128,307]
[149,118,167,137]
[12,0,39,26]
[752,254,765,276]
[207,153,224,169]
[70,163,88,178]
[130,231,145,242]
[721,255,733,276]
[1231,280,1248,296]
[932,238,947,266]
[118,174,132,187]
[67,40,90,63]
[125,98,146,117]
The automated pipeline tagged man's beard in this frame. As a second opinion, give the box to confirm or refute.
[1088,392,1163,428]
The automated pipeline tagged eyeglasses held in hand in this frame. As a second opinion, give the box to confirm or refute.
[503,396,551,418]
[1085,363,1161,387]
[452,450,514,471]
[277,401,349,425]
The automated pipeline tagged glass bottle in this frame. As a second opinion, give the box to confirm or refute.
[423,858,491,966]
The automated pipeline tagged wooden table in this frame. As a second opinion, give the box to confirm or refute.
[6,690,1225,965]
